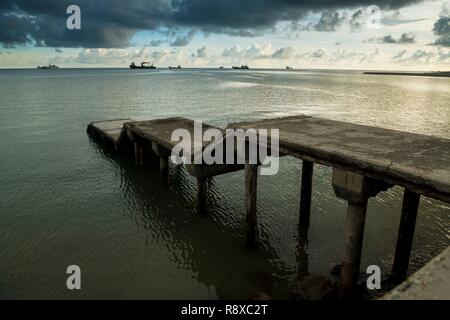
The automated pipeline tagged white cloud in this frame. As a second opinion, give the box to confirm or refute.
[390,48,450,65]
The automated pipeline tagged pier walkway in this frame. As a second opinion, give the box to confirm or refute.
[86,118,133,145]
[229,115,450,298]
[383,247,450,300]
[87,115,450,299]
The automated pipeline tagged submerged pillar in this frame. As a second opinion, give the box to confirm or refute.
[299,160,314,228]
[391,189,420,283]
[332,168,391,299]
[151,142,170,184]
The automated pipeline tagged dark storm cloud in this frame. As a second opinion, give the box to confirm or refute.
[0,0,425,48]
[432,9,450,47]
[430,2,450,47]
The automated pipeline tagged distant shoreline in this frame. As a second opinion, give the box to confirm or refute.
[364,71,450,78]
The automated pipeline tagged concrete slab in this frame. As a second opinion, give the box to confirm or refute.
[124,117,243,178]
[88,119,134,144]
[124,117,222,157]
[383,247,450,300]
[229,115,450,202]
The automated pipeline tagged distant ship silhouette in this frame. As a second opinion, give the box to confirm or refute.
[129,62,156,69]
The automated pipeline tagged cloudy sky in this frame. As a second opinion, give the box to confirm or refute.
[1,0,449,70]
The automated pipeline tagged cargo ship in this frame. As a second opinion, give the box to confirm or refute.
[232,65,249,70]
[130,62,156,69]
[37,64,59,69]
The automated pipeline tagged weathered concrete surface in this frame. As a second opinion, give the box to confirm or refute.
[383,247,450,300]
[87,119,134,144]
[229,115,450,202]
[124,117,219,157]
[124,117,243,178]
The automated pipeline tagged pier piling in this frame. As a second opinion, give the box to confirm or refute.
[299,161,314,228]
[340,198,368,299]
[392,189,420,282]
[332,168,391,299]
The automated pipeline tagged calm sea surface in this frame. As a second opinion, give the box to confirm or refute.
[0,68,449,299]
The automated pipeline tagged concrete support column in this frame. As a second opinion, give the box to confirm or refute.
[299,161,314,228]
[332,168,391,299]
[245,163,258,248]
[339,199,368,299]
[151,142,171,184]
[391,189,420,283]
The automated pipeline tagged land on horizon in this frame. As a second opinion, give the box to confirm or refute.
[364,71,450,77]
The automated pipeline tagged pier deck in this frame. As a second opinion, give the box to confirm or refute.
[229,115,450,202]
[124,117,219,159]
[87,115,450,299]
[230,115,450,298]
[87,118,134,144]
[383,247,450,300]
[124,117,243,179]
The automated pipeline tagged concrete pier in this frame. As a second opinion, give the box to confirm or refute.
[88,115,450,299]
[229,115,450,299]
[88,117,244,207]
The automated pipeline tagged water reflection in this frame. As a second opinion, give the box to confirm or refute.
[1,68,448,299]
[89,136,305,298]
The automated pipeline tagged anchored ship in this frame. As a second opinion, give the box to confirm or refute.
[37,64,59,69]
[130,61,156,69]
[232,65,249,70]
